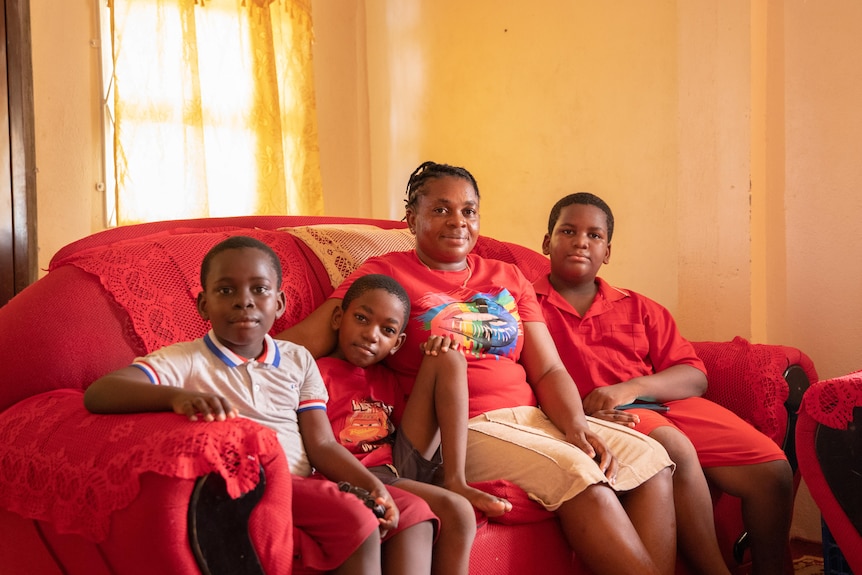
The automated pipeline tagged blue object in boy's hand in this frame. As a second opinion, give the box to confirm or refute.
[616,402,670,412]
[337,481,386,518]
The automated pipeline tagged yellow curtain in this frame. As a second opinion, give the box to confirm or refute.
[105,0,323,225]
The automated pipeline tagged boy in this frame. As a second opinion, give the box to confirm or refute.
[84,235,435,575]
[534,193,794,575]
[319,273,509,575]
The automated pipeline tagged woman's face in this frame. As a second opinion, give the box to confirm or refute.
[406,175,480,269]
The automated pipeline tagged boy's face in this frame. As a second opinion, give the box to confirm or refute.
[197,247,286,359]
[331,289,407,368]
[542,203,612,284]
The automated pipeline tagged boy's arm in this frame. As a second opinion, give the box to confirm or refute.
[275,298,342,359]
[298,408,399,530]
[582,365,707,415]
[84,366,238,422]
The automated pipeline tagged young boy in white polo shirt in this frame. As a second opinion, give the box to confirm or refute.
[84,235,438,575]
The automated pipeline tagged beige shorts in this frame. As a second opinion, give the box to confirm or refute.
[466,406,674,511]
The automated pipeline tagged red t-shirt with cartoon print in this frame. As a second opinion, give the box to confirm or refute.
[316,356,401,468]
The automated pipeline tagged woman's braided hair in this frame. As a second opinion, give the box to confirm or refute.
[404,161,481,212]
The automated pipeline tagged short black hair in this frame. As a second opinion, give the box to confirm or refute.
[404,161,480,212]
[342,274,411,333]
[547,193,615,242]
[200,236,283,288]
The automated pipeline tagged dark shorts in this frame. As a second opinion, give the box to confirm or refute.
[368,429,443,485]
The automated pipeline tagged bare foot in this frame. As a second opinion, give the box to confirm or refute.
[448,483,512,517]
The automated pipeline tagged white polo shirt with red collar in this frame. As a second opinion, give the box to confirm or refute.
[132,329,328,476]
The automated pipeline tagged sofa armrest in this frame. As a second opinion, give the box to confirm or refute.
[0,389,282,541]
[691,337,817,462]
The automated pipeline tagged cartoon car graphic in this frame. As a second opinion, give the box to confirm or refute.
[340,403,392,446]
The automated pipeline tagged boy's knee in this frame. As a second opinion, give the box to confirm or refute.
[744,460,794,500]
[650,426,697,464]
[765,459,794,491]
[437,491,478,529]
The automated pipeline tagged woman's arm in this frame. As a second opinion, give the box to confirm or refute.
[520,321,618,480]
[275,298,342,359]
[84,366,237,421]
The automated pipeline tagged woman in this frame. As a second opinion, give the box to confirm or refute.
[280,161,677,575]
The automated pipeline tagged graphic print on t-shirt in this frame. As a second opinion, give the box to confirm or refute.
[417,289,522,359]
[340,399,394,452]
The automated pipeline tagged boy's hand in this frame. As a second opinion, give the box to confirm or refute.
[171,391,238,422]
[370,486,399,535]
[582,386,638,415]
[590,409,641,428]
[420,334,460,356]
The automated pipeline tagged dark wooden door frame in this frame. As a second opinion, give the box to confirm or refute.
[0,0,36,307]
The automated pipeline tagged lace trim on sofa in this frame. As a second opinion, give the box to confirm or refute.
[0,390,280,541]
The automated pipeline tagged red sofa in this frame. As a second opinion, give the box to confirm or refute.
[0,215,817,574]
[796,370,862,574]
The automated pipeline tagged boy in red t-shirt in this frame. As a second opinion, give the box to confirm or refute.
[319,273,512,575]
[535,193,794,575]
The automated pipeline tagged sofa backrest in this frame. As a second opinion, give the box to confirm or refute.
[0,217,550,413]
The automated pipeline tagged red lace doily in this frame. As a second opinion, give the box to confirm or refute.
[0,389,280,541]
[803,369,862,429]
[693,336,792,444]
[50,229,319,354]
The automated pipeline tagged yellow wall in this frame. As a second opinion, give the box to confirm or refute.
[30,0,105,275]
[310,0,862,381]
[30,0,862,541]
[317,1,756,344]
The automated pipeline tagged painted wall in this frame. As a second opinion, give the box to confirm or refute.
[310,0,862,379]
[30,0,105,275]
[29,0,862,542]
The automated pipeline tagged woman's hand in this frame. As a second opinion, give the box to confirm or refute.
[566,426,619,485]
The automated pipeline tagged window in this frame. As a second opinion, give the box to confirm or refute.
[100,0,322,226]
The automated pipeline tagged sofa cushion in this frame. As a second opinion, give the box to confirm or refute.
[282,224,415,288]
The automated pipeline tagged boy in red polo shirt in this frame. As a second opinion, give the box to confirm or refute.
[534,193,793,575]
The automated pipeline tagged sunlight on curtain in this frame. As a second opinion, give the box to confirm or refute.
[103,0,323,225]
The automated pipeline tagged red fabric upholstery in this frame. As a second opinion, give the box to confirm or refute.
[0,266,141,412]
[0,389,281,540]
[797,371,862,574]
[0,215,817,574]
[693,337,818,445]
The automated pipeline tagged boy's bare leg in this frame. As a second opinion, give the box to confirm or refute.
[392,478,476,575]
[649,427,731,575]
[617,467,677,575]
[705,460,794,575]
[557,483,665,575]
[399,351,511,516]
[332,529,382,575]
[381,521,434,575]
